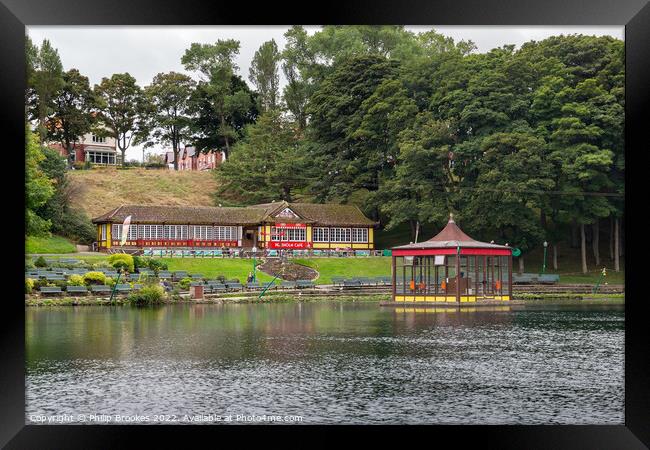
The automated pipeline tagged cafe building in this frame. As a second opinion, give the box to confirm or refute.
[391,215,513,303]
[92,201,377,251]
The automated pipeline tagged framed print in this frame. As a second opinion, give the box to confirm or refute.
[1,0,649,447]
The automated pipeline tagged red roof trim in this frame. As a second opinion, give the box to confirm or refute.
[392,248,512,256]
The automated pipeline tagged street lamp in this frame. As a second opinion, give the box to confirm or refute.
[252,246,258,283]
[542,241,548,274]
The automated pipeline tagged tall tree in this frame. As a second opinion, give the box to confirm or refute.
[27,39,64,142]
[94,73,143,167]
[182,39,250,159]
[136,72,196,171]
[281,26,313,130]
[188,75,257,155]
[46,69,97,166]
[249,39,281,112]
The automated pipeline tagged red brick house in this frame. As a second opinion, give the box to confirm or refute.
[49,132,121,165]
[166,146,224,170]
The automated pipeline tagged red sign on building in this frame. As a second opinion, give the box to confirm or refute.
[268,241,311,249]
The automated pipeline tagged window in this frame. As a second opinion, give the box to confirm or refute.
[271,227,306,242]
[101,224,106,240]
[86,151,116,165]
[352,228,368,243]
[330,228,351,242]
[313,227,329,242]
[112,224,122,240]
[92,135,106,143]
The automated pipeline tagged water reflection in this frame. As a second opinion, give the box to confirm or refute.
[26,302,624,424]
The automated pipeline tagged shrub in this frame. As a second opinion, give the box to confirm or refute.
[105,277,115,287]
[25,260,35,270]
[34,256,48,268]
[108,254,135,272]
[148,259,167,272]
[216,275,226,283]
[67,274,85,286]
[133,256,144,270]
[83,161,92,170]
[178,277,192,290]
[127,285,164,306]
[92,261,112,269]
[25,278,34,294]
[83,271,106,286]
[52,209,96,245]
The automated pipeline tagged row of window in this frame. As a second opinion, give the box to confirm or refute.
[271,227,307,242]
[111,224,239,241]
[86,151,119,165]
[312,227,368,243]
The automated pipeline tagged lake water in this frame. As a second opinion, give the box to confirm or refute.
[25,301,624,425]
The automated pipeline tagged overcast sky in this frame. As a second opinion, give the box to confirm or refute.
[27,25,623,160]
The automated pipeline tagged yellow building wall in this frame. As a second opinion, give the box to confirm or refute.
[394,295,509,302]
[369,228,374,245]
[105,224,111,248]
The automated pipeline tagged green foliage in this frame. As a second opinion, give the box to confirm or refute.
[94,73,143,166]
[25,278,34,294]
[127,285,164,306]
[26,128,54,236]
[108,253,135,272]
[83,271,106,286]
[249,39,281,112]
[178,277,192,290]
[34,256,48,267]
[214,110,307,204]
[67,274,85,286]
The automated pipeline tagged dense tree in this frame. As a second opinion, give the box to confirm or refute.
[214,110,307,205]
[46,69,97,166]
[249,39,281,112]
[188,75,258,155]
[182,39,251,159]
[136,72,195,170]
[94,73,143,167]
[26,127,54,236]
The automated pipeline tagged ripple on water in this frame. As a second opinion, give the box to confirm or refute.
[26,303,624,424]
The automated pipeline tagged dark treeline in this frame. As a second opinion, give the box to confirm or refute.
[25,27,624,272]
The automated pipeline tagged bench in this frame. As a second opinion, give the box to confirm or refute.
[331,277,345,286]
[114,284,132,293]
[158,271,172,279]
[90,285,111,294]
[538,274,560,284]
[246,282,263,290]
[45,274,66,281]
[173,271,189,281]
[280,281,297,289]
[40,286,62,295]
[209,284,227,293]
[343,279,362,288]
[296,280,315,289]
[513,273,538,284]
[190,274,204,280]
[66,286,88,295]
[225,282,243,290]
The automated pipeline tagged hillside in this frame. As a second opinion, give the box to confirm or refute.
[69,167,218,219]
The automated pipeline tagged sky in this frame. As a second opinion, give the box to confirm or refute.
[27,25,624,161]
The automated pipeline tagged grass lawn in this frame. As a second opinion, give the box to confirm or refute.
[292,257,391,284]
[160,258,276,283]
[25,235,77,254]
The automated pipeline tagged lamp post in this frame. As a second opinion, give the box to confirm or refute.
[542,241,548,274]
[252,246,258,283]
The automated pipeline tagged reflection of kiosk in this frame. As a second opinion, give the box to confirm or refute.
[391,214,512,303]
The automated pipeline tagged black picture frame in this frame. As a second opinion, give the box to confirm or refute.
[1,0,648,447]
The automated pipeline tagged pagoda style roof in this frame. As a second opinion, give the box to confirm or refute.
[392,215,510,250]
[92,201,378,228]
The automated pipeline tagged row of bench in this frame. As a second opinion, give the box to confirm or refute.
[331,277,392,287]
[512,273,560,284]
[39,284,143,295]
[197,279,316,293]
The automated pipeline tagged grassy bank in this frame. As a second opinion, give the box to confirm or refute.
[26,235,77,254]
[68,167,218,219]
